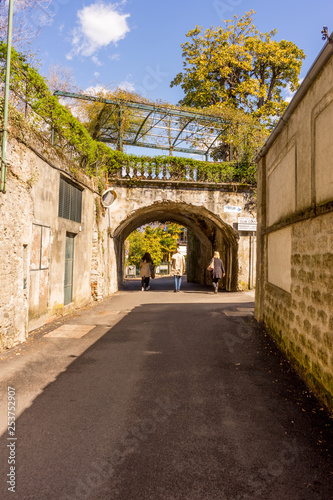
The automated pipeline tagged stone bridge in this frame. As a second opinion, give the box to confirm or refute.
[104,166,256,291]
[0,127,256,350]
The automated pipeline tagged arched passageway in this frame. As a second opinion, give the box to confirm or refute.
[113,201,239,291]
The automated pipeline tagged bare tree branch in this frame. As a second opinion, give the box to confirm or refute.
[0,0,54,47]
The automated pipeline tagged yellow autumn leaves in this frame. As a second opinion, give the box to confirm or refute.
[171,11,305,121]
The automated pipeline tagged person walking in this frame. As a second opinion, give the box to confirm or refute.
[171,247,186,292]
[139,253,154,291]
[207,251,225,293]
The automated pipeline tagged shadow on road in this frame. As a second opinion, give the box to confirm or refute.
[0,301,332,500]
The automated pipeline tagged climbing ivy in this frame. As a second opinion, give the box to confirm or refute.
[0,43,99,165]
[0,43,258,185]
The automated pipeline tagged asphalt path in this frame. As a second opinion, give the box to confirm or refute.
[0,277,332,499]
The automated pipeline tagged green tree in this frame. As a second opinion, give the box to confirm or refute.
[127,227,163,267]
[170,11,305,121]
[208,106,270,162]
[142,226,164,265]
[127,223,182,268]
[127,230,145,267]
[159,223,182,261]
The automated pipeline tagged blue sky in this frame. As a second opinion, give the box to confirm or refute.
[28,0,332,104]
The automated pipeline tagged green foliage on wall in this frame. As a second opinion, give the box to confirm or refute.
[0,43,259,185]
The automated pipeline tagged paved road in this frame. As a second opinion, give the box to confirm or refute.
[0,277,332,499]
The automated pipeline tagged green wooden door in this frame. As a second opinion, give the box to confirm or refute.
[64,233,75,305]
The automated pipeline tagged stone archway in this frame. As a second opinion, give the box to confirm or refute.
[112,201,239,291]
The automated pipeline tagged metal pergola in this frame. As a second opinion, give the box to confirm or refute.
[54,91,229,160]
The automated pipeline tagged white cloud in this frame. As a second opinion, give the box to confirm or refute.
[84,84,109,96]
[110,53,121,61]
[92,55,102,66]
[69,2,130,58]
[119,80,135,92]
[94,71,100,77]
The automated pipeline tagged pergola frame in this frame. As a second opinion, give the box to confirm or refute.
[54,91,230,160]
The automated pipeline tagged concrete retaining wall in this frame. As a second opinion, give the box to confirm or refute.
[255,45,333,408]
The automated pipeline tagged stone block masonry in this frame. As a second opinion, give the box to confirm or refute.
[264,213,333,407]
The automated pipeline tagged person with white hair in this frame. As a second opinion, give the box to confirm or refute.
[207,251,225,293]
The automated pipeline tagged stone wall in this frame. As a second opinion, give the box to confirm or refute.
[0,124,110,351]
[255,42,333,409]
[90,202,118,300]
[106,180,256,291]
[0,145,34,349]
[264,213,333,405]
[0,113,257,350]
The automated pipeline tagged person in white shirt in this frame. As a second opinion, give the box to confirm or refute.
[170,247,186,292]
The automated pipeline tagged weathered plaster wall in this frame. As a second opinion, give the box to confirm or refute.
[90,203,118,300]
[0,129,108,350]
[267,145,296,227]
[0,140,34,348]
[267,227,292,293]
[255,50,333,408]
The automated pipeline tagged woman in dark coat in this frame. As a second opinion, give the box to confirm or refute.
[208,251,225,293]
